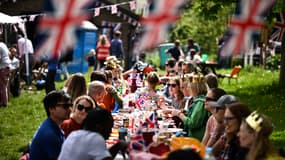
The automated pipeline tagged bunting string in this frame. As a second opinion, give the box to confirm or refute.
[15,1,139,26]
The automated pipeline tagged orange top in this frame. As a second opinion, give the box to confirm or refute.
[102,85,115,112]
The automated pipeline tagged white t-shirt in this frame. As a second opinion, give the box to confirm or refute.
[58,130,111,160]
[0,42,11,69]
[17,37,34,57]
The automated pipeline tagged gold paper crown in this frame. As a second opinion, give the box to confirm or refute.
[180,74,205,83]
[245,111,263,132]
[190,75,205,83]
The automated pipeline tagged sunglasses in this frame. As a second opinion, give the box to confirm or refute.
[57,103,72,110]
[205,97,215,101]
[77,104,92,112]
[223,116,236,122]
[168,83,177,87]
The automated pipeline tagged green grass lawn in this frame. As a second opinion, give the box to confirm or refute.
[0,66,284,159]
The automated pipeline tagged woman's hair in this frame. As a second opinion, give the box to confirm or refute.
[104,70,113,80]
[99,34,109,46]
[66,73,87,102]
[188,76,207,96]
[169,77,184,108]
[226,102,251,129]
[244,113,274,160]
[71,95,96,113]
[146,71,159,85]
[90,71,107,83]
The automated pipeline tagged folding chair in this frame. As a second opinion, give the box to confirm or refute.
[218,65,242,84]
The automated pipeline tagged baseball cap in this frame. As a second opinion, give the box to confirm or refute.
[208,94,238,108]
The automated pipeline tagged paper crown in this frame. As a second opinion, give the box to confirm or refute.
[181,74,205,83]
[245,111,263,132]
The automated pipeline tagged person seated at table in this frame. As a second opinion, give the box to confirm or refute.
[29,90,72,160]
[165,77,184,110]
[88,80,106,109]
[58,108,128,160]
[205,73,218,89]
[90,71,122,112]
[191,49,203,64]
[202,88,227,147]
[177,59,185,76]
[135,71,160,108]
[164,57,177,77]
[182,61,196,75]
[238,111,284,160]
[171,75,209,141]
[61,95,95,138]
[212,102,251,160]
[63,73,87,103]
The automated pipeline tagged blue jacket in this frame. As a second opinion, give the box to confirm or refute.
[30,118,65,160]
[110,38,124,58]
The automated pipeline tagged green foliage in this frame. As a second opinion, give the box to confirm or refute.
[266,54,281,70]
[170,0,235,57]
[231,56,243,67]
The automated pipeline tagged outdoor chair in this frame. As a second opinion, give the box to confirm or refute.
[218,65,242,84]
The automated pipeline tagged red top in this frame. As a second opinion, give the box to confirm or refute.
[61,118,81,138]
[96,44,110,60]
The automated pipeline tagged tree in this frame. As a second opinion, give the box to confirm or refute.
[171,0,285,89]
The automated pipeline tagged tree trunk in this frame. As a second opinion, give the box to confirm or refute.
[279,35,285,89]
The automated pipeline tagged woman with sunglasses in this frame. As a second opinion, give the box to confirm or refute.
[212,102,251,160]
[61,95,95,138]
[166,77,184,110]
[171,75,209,141]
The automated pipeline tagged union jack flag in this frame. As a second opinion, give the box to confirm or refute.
[137,0,187,52]
[270,11,285,42]
[221,0,276,56]
[36,0,91,59]
[144,112,158,128]
[129,128,145,151]
[135,94,148,108]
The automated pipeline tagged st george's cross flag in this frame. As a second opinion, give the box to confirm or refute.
[220,0,276,56]
[137,0,187,52]
[270,11,285,42]
[36,0,91,59]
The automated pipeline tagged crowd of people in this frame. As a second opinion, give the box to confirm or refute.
[1,30,284,160]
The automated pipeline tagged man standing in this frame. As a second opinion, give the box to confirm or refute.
[17,34,34,85]
[110,31,124,67]
[166,39,184,61]
[0,41,11,107]
[29,90,72,160]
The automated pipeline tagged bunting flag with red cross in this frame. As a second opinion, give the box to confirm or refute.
[270,10,285,42]
[137,0,187,52]
[221,0,276,56]
[36,0,91,59]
